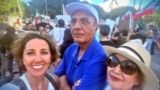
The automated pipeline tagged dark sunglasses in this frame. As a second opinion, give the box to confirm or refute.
[107,55,139,75]
[71,17,90,26]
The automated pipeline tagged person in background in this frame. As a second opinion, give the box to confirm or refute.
[1,32,59,90]
[99,24,115,47]
[129,29,147,47]
[0,26,16,74]
[146,24,154,54]
[103,41,159,90]
[117,29,128,47]
[156,37,160,50]
[54,2,107,90]
[111,31,120,47]
[59,28,74,59]
[52,28,74,68]
[47,24,54,33]
[49,19,66,46]
[150,35,156,55]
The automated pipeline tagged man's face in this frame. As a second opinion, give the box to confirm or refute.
[71,10,98,44]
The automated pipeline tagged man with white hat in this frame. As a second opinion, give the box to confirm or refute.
[54,2,107,90]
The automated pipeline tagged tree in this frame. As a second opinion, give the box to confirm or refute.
[106,6,136,20]
[25,0,63,19]
[0,0,10,13]
[142,12,160,25]
[63,0,80,7]
[0,0,25,22]
[82,4,105,20]
[0,0,10,21]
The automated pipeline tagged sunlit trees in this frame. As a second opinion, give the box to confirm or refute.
[25,0,62,19]
[0,0,25,22]
[143,12,160,25]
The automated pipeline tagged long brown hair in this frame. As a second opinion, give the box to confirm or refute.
[12,32,59,71]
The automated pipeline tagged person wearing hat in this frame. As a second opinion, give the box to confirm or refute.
[53,2,107,90]
[103,41,159,90]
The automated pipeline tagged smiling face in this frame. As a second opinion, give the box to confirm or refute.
[107,54,139,90]
[23,38,51,77]
[71,10,98,45]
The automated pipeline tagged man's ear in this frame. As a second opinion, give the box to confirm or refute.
[95,24,99,32]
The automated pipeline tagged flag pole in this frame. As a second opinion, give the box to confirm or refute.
[17,0,22,17]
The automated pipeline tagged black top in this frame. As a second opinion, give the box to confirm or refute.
[59,28,73,58]
[99,40,115,47]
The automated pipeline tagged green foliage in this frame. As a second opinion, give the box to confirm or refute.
[63,0,80,6]
[0,0,10,13]
[108,6,136,20]
[22,0,133,20]
[88,5,136,20]
[91,4,106,19]
[0,0,10,21]
[24,0,107,19]
[0,0,25,22]
[142,12,160,25]
[25,0,63,19]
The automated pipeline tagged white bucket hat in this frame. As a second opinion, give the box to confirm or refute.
[103,41,159,90]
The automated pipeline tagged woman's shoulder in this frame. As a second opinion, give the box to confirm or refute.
[1,77,28,90]
[45,73,58,90]
[104,84,112,90]
[0,82,19,90]
[0,78,25,90]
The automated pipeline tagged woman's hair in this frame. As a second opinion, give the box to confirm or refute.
[6,26,15,35]
[132,65,145,90]
[12,32,59,71]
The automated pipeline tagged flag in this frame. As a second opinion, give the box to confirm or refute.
[143,2,155,15]
[32,10,41,26]
[62,4,67,15]
[115,16,120,25]
[121,10,133,30]
[134,1,156,20]
[121,10,132,20]
[129,13,134,30]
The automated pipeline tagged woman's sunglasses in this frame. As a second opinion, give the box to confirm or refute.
[107,55,140,75]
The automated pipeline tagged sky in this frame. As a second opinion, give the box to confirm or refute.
[22,0,31,3]
[23,0,153,12]
[81,0,153,12]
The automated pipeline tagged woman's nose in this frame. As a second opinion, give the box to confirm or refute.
[34,55,42,62]
[113,65,122,74]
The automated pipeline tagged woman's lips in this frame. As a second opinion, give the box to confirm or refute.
[110,75,121,81]
[32,65,44,70]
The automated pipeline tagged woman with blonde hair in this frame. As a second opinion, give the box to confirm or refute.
[103,41,159,90]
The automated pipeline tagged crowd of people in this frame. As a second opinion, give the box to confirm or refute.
[0,2,160,90]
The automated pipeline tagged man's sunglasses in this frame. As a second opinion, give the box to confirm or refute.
[107,55,140,75]
[71,17,90,26]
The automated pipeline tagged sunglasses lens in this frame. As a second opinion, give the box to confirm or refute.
[108,56,119,67]
[71,18,76,26]
[71,18,90,26]
[80,18,90,25]
[121,61,138,75]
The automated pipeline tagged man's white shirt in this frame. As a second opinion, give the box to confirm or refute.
[49,27,66,46]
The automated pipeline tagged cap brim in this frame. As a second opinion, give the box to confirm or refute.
[103,46,159,90]
[65,2,99,23]
[66,3,92,16]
